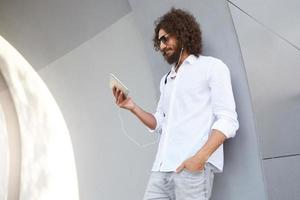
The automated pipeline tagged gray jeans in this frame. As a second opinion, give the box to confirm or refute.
[143,163,216,200]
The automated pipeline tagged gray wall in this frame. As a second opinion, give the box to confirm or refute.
[229,1,300,199]
[1,0,300,199]
[0,0,131,70]
[38,13,160,200]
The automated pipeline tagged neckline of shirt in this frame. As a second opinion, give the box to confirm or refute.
[170,54,199,77]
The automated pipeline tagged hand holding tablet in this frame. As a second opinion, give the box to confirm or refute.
[110,73,136,111]
[109,73,129,98]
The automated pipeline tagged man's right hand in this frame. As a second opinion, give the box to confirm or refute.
[112,86,135,111]
[112,86,157,130]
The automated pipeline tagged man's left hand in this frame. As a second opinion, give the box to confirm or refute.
[175,155,207,173]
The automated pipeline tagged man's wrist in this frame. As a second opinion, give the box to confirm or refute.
[130,104,138,113]
[194,150,210,163]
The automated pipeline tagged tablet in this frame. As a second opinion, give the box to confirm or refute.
[109,73,129,97]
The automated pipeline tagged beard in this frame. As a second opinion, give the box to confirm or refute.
[163,45,181,65]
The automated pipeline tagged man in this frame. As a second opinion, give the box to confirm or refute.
[112,8,239,200]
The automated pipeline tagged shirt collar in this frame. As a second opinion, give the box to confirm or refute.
[184,54,198,65]
[171,54,198,72]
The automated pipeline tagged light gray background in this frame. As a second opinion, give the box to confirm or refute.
[229,1,300,199]
[0,0,299,199]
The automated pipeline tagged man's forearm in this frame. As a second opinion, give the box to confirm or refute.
[194,129,226,162]
[130,105,157,130]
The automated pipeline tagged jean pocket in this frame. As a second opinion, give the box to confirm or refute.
[182,168,205,175]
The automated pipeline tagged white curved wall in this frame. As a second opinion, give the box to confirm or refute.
[0,104,9,200]
[0,36,79,200]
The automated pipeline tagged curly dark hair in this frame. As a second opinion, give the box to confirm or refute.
[153,8,202,57]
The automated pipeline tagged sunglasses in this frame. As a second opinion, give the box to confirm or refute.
[158,33,170,46]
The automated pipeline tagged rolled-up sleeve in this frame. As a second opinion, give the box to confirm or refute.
[209,60,239,138]
[147,76,166,133]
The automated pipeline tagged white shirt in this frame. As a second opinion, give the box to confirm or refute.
[148,55,239,172]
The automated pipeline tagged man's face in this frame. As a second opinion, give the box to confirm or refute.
[158,29,181,64]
